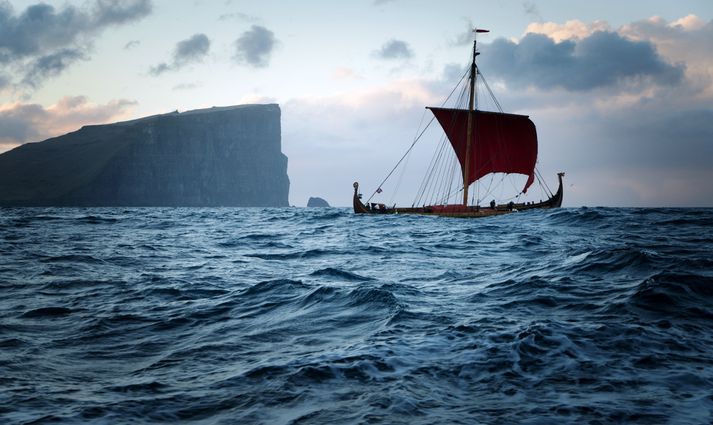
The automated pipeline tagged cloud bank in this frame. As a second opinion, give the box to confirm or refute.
[0,0,152,89]
[0,96,136,153]
[478,16,713,206]
[480,31,684,91]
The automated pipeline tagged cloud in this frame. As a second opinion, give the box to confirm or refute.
[374,39,413,60]
[0,103,46,144]
[0,0,152,89]
[172,82,201,91]
[620,17,713,96]
[480,31,684,91]
[21,48,86,88]
[0,73,9,89]
[473,16,713,206]
[124,39,140,50]
[218,12,258,22]
[522,16,713,99]
[449,19,474,47]
[233,25,276,68]
[92,0,151,26]
[525,19,611,42]
[149,62,170,75]
[174,33,210,64]
[150,33,210,75]
[0,96,136,152]
[602,108,713,169]
[522,1,542,22]
[442,63,467,83]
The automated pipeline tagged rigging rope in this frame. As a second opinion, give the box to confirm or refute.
[366,117,434,204]
[478,70,503,113]
[367,66,470,204]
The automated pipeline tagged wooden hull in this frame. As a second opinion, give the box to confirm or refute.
[353,172,564,217]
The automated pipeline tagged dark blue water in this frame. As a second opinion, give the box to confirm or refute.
[1,207,712,424]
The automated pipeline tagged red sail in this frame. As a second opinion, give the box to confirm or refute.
[428,107,538,193]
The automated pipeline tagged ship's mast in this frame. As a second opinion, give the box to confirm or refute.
[462,31,480,206]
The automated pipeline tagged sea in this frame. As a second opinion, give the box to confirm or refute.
[1,207,712,424]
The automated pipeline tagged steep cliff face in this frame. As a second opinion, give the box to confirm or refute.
[0,104,289,206]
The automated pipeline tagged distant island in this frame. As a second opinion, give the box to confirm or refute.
[307,197,330,207]
[0,104,289,206]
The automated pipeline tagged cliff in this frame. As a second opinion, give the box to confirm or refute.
[0,104,289,206]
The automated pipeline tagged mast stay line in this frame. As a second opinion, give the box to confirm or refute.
[365,66,470,204]
[366,117,435,204]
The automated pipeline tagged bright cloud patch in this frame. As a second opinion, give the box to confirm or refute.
[525,19,611,42]
[0,96,136,152]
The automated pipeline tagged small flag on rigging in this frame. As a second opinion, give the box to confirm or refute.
[376,188,383,194]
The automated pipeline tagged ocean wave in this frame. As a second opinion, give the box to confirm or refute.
[244,248,332,260]
[562,246,664,273]
[346,286,400,309]
[20,306,73,318]
[1,207,712,424]
[628,272,713,320]
[309,267,374,281]
[242,279,308,296]
[39,254,106,264]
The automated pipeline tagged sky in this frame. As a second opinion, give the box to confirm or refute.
[1,0,712,207]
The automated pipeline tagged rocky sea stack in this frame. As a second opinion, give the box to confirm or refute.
[307,197,330,207]
[0,104,289,206]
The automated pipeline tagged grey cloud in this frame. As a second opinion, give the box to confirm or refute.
[0,104,48,143]
[522,1,542,21]
[480,31,684,91]
[124,39,140,50]
[22,48,86,87]
[0,0,152,88]
[218,12,258,22]
[442,63,467,83]
[606,108,713,169]
[233,25,276,68]
[149,62,170,76]
[92,0,152,27]
[174,33,210,65]
[374,39,413,60]
[0,2,86,61]
[450,20,474,47]
[550,104,713,206]
[150,33,210,76]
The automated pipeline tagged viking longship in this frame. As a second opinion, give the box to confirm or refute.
[353,29,564,217]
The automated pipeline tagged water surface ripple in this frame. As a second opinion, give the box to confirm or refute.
[1,207,712,424]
